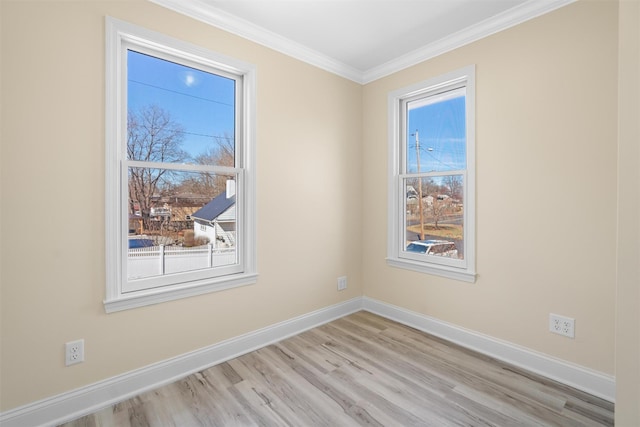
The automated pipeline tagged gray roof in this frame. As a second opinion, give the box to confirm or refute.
[191,193,235,222]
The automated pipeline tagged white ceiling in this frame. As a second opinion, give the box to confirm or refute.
[150,0,574,83]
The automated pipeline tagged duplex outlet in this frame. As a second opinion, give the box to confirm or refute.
[65,339,85,366]
[549,314,575,338]
[337,276,347,291]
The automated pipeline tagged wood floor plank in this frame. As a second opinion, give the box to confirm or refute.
[347,315,576,418]
[229,373,305,426]
[234,350,352,426]
[59,312,614,426]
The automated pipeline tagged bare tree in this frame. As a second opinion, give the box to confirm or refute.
[429,197,452,229]
[127,105,188,231]
[193,133,236,196]
[443,175,463,200]
[421,177,440,198]
[423,177,455,229]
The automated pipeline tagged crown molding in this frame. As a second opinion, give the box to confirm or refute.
[362,0,576,83]
[150,0,575,85]
[149,0,364,83]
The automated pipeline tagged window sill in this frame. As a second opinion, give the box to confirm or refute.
[104,273,258,313]
[386,258,476,283]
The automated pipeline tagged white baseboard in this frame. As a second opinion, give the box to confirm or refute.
[0,296,615,426]
[0,298,363,427]
[362,297,615,402]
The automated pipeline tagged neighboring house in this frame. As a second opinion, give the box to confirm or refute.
[128,194,213,234]
[406,185,418,200]
[191,193,236,247]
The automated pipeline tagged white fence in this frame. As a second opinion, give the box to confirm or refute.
[128,245,236,279]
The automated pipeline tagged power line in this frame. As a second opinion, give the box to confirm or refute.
[128,79,234,107]
[175,130,232,141]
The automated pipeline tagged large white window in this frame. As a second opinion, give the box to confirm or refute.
[105,18,257,312]
[387,66,475,282]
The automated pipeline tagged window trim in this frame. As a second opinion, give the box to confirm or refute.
[387,65,476,283]
[105,17,257,312]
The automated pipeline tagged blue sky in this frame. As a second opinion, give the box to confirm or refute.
[127,50,236,159]
[126,49,465,172]
[406,92,466,174]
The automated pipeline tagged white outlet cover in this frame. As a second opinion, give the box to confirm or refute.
[65,339,85,366]
[549,314,575,338]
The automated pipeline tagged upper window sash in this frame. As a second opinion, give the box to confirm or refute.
[122,42,244,169]
[400,86,467,175]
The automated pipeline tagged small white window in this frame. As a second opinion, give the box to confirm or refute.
[105,18,257,312]
[387,66,476,282]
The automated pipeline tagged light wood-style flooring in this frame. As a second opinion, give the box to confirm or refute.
[60,311,614,426]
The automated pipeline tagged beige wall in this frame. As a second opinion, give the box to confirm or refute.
[2,0,638,418]
[0,0,362,410]
[615,0,640,424]
[362,0,618,374]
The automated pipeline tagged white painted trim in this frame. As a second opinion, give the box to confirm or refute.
[148,0,363,83]
[149,0,575,84]
[362,297,616,402]
[0,298,363,427]
[362,0,576,83]
[103,273,258,313]
[0,296,616,425]
[386,258,476,283]
[104,17,258,311]
[387,65,476,282]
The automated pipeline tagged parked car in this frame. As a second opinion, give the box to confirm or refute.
[405,240,458,257]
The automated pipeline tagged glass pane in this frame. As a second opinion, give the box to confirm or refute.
[127,50,235,167]
[403,175,464,260]
[406,88,466,173]
[127,167,237,281]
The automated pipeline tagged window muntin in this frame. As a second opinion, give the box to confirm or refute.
[106,18,257,311]
[388,66,475,282]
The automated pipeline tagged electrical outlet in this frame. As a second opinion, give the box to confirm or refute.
[65,339,85,366]
[549,314,575,338]
[337,276,347,291]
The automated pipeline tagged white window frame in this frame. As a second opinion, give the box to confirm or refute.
[387,65,476,283]
[105,17,257,312]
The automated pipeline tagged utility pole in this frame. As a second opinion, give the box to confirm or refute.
[415,130,425,240]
